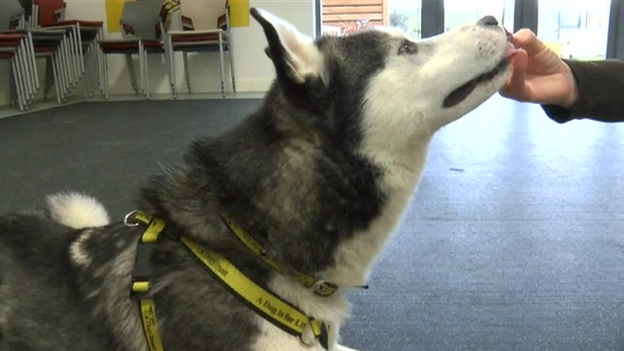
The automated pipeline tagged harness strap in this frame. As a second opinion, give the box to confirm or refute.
[126,210,330,350]
[220,212,339,297]
[180,236,328,347]
[129,215,167,351]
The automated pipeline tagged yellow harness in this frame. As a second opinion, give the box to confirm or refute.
[125,211,330,351]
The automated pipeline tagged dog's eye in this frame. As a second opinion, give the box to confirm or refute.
[398,40,417,55]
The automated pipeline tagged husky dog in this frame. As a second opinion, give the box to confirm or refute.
[0,8,516,351]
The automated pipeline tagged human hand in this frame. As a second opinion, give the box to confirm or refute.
[499,29,578,108]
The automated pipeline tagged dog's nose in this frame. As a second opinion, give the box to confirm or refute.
[478,15,498,26]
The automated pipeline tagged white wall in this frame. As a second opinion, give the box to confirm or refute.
[0,0,315,106]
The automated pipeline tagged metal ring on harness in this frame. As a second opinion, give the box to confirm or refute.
[297,323,319,348]
[123,210,140,227]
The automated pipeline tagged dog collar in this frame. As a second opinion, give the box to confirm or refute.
[220,212,345,297]
[125,210,331,351]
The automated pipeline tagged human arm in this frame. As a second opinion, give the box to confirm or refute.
[499,29,624,123]
[541,59,624,123]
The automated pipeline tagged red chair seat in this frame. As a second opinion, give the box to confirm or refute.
[0,52,15,59]
[41,20,103,28]
[170,33,223,43]
[0,34,24,46]
[99,39,162,50]
[34,46,57,53]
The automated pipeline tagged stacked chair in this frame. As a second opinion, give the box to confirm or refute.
[1,0,105,111]
[97,0,165,100]
[1,0,237,111]
[0,33,32,111]
[29,0,105,100]
[160,0,236,98]
[0,1,66,110]
[0,3,35,111]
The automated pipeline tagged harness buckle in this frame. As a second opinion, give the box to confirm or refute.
[130,242,156,300]
[297,323,319,349]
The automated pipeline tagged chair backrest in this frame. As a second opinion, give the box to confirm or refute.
[33,0,65,26]
[121,0,164,40]
[160,0,230,32]
[0,1,25,30]
[158,0,181,31]
[18,0,33,17]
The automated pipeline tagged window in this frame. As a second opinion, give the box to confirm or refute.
[319,0,422,38]
[538,0,612,60]
[444,0,514,32]
[388,0,422,39]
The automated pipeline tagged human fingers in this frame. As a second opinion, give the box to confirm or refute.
[512,28,547,56]
[500,50,529,100]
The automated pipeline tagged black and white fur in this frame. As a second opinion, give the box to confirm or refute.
[0,9,513,351]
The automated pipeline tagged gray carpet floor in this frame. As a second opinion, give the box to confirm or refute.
[1,96,624,351]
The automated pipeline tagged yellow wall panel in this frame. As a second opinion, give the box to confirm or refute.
[229,0,249,28]
[105,0,130,33]
[105,0,249,32]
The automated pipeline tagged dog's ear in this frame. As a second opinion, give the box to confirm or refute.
[250,8,326,85]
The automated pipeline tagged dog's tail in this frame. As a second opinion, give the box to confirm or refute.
[46,192,110,229]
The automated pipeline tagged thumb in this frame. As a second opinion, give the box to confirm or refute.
[500,50,529,100]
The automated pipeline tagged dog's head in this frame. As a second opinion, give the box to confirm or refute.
[250,8,513,161]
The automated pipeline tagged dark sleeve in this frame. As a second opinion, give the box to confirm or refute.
[541,58,624,124]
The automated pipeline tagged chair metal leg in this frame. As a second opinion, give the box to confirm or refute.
[67,29,78,89]
[11,58,25,112]
[103,53,109,100]
[84,49,93,98]
[52,51,64,102]
[76,24,85,74]
[89,42,99,97]
[98,28,106,95]
[69,28,81,85]
[44,57,53,100]
[57,44,69,101]
[23,40,37,102]
[72,28,82,86]
[65,32,74,88]
[183,51,191,93]
[8,61,17,107]
[88,45,97,97]
[27,33,39,91]
[97,43,106,97]
[138,42,145,97]
[218,36,226,98]
[16,42,33,103]
[61,37,73,95]
[144,47,150,100]
[168,36,177,99]
[163,40,174,97]
[15,47,31,107]
[89,44,99,97]
[20,33,38,103]
[56,48,69,102]
[51,55,62,104]
[126,53,139,95]
[227,47,236,93]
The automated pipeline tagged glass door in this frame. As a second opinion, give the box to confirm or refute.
[444,0,515,32]
[538,0,612,60]
[319,0,422,38]
[388,0,423,39]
